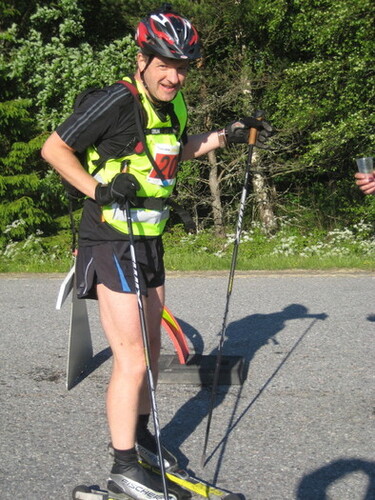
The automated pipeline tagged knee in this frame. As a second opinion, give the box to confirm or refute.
[112,349,147,382]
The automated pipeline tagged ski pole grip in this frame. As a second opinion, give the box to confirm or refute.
[248,110,265,145]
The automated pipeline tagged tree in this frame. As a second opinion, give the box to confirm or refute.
[0,0,138,246]
[256,0,375,226]
[1,0,374,249]
[170,0,278,234]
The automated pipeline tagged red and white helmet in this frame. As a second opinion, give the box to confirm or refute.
[136,5,201,60]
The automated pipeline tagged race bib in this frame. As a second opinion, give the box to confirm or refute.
[147,143,180,186]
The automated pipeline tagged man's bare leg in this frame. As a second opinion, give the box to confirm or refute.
[97,283,164,450]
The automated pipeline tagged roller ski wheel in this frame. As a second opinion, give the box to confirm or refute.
[72,484,109,499]
[107,478,186,500]
[72,486,186,499]
[72,479,189,500]
[72,482,243,500]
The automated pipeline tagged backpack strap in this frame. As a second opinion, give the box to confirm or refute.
[117,78,170,185]
[80,78,178,185]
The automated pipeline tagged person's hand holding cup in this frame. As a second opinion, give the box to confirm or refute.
[355,157,375,195]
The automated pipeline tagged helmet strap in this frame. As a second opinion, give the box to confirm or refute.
[139,54,169,108]
[139,53,154,88]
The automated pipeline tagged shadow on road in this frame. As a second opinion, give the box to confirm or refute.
[69,301,331,492]
[162,303,328,479]
[296,458,375,499]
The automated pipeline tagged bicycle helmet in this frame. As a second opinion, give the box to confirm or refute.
[136,4,201,60]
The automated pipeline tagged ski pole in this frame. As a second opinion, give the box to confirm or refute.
[201,111,264,467]
[124,199,170,499]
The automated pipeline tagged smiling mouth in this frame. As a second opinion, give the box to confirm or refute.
[161,85,177,92]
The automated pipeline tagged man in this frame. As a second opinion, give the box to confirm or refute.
[42,5,272,499]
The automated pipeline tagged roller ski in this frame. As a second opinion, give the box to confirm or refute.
[72,483,186,500]
[73,445,243,500]
[135,427,243,499]
[139,458,242,499]
[72,457,190,500]
[73,475,242,500]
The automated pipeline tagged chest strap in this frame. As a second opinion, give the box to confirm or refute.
[132,197,195,233]
[144,127,177,135]
[133,197,167,211]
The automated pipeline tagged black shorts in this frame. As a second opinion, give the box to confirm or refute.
[75,238,165,299]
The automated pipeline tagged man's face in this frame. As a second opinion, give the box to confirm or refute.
[138,54,189,103]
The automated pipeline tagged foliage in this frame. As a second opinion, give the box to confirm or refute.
[6,0,138,130]
[0,0,374,256]
[0,94,54,245]
[256,0,374,223]
[0,0,137,248]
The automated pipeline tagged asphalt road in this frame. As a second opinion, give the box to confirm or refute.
[1,271,374,500]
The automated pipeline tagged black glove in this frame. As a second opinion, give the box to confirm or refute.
[225,117,273,149]
[95,173,140,206]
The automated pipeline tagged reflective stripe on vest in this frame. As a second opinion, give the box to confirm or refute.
[103,205,170,237]
[86,78,188,237]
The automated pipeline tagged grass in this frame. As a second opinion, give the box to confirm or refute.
[163,222,375,271]
[0,220,374,273]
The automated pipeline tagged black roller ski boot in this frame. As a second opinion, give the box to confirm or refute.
[107,447,188,500]
[136,415,178,472]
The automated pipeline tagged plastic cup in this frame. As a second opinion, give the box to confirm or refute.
[356,157,374,179]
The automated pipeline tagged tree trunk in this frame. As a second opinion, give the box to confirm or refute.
[208,149,225,237]
[202,103,225,237]
[241,79,277,231]
[251,168,277,232]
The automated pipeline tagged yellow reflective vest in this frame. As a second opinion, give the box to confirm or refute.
[86,77,188,237]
